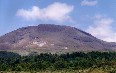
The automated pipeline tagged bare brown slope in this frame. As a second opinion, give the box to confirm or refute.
[0,24,116,54]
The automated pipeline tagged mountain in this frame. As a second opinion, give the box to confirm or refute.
[0,24,116,55]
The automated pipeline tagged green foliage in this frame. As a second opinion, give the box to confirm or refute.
[0,51,115,72]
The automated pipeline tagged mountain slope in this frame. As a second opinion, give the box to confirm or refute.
[0,24,116,54]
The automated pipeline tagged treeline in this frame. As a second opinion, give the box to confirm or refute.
[0,51,116,71]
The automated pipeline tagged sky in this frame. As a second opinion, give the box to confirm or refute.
[0,0,116,42]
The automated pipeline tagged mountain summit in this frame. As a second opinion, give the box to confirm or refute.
[0,24,116,55]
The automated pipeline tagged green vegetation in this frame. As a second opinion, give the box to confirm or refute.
[0,51,116,73]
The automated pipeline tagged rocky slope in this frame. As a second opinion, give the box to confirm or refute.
[0,24,116,55]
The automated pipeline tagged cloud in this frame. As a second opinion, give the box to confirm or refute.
[16,2,74,22]
[81,0,98,6]
[87,15,116,42]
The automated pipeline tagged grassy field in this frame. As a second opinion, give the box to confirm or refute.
[1,68,115,73]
